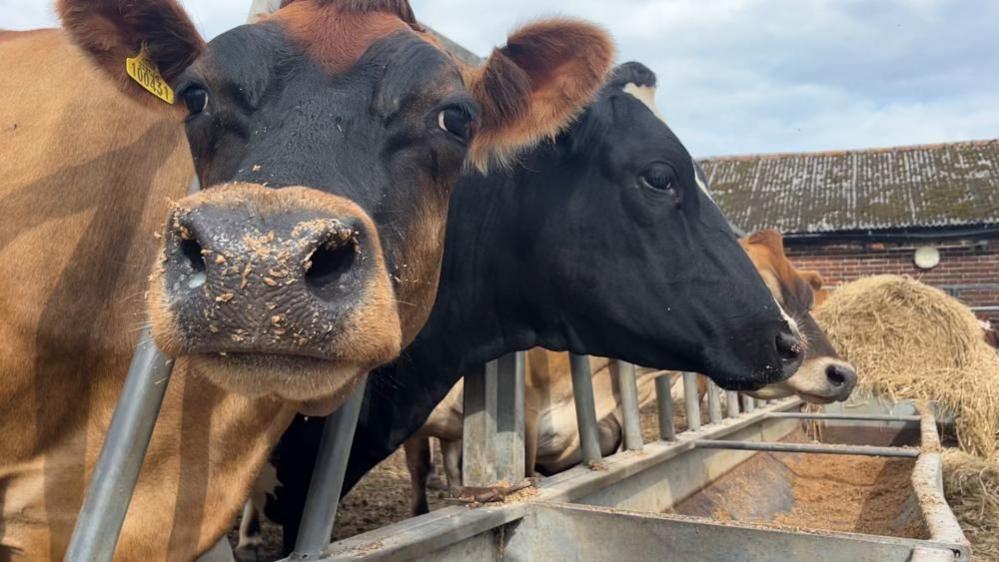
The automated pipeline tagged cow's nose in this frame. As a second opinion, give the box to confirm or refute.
[164,209,364,302]
[775,330,804,378]
[159,201,378,353]
[826,363,858,395]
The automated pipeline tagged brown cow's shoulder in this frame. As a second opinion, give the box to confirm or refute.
[0,30,289,560]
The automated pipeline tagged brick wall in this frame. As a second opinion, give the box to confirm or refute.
[785,238,999,324]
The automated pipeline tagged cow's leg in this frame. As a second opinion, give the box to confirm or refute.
[597,416,623,457]
[403,436,432,515]
[234,500,264,560]
[425,439,446,490]
[523,405,540,477]
[441,438,463,491]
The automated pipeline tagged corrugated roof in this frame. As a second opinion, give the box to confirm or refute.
[699,139,999,234]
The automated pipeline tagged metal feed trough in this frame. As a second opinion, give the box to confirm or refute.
[298,354,970,562]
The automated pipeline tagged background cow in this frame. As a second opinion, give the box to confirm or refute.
[263,62,805,553]
[0,0,613,557]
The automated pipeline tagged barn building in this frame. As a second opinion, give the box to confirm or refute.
[701,139,999,324]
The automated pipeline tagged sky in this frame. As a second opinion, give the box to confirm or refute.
[4,0,998,157]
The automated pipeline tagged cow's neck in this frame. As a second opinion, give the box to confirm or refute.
[353,152,568,483]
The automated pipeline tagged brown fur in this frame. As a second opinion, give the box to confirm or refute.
[465,19,615,170]
[0,30,295,560]
[276,0,415,73]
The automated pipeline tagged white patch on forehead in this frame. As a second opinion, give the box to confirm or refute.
[622,83,666,122]
[693,162,715,201]
[777,296,801,339]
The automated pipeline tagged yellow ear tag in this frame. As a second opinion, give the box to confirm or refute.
[125,44,175,104]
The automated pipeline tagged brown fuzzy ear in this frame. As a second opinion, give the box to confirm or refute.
[799,270,825,291]
[464,18,614,170]
[58,0,204,106]
[746,228,786,257]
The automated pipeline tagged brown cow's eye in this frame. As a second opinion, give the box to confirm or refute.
[182,87,208,115]
[437,107,471,142]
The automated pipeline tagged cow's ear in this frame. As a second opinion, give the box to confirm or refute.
[747,229,785,256]
[799,270,825,292]
[464,19,614,171]
[59,0,204,107]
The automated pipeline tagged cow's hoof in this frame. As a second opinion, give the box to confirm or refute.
[426,472,446,490]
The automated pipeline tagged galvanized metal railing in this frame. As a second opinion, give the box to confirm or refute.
[455,351,768,494]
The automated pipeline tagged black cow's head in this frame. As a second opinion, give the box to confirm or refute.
[467,62,804,389]
[60,0,613,410]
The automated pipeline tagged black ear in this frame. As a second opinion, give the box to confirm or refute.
[59,0,204,107]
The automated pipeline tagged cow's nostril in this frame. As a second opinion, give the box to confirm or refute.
[775,331,802,362]
[826,364,856,387]
[179,238,207,288]
[305,242,356,301]
[827,366,845,386]
[180,239,206,273]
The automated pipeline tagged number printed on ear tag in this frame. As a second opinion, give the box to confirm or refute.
[125,44,175,105]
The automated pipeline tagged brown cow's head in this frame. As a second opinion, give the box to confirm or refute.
[60,0,613,409]
[739,230,857,403]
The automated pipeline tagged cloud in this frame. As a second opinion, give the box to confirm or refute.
[3,0,996,156]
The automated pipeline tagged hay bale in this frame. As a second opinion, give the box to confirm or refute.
[942,450,999,561]
[816,275,999,459]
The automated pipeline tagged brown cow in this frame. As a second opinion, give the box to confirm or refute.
[0,0,613,558]
[402,230,856,515]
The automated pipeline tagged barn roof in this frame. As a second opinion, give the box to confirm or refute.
[699,139,999,235]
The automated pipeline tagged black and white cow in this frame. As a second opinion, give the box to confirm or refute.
[250,62,804,554]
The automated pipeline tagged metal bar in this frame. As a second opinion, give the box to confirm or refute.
[293,377,369,556]
[654,375,675,441]
[569,354,602,464]
[726,390,740,418]
[494,352,525,484]
[693,439,920,458]
[706,380,722,424]
[461,363,497,486]
[912,407,969,556]
[767,412,922,422]
[64,327,174,562]
[741,394,755,412]
[682,372,700,431]
[614,361,643,451]
[65,176,202,562]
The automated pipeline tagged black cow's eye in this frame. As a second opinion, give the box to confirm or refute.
[182,87,209,115]
[437,107,471,142]
[639,164,680,199]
